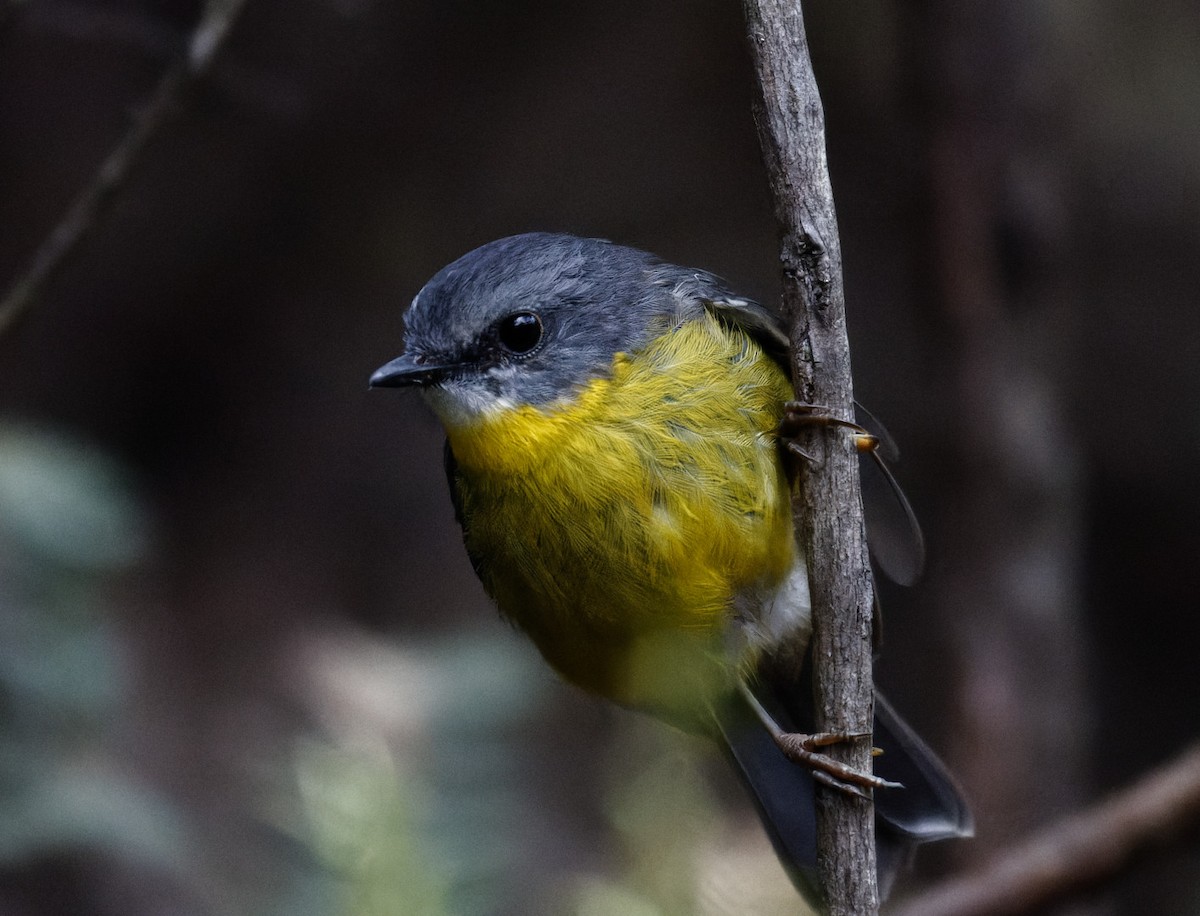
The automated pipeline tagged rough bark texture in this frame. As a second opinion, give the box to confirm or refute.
[741,2,878,913]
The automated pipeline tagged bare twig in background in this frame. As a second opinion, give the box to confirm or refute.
[0,0,250,340]
[740,2,878,913]
[891,743,1200,916]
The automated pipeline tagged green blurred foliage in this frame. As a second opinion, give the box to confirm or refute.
[0,422,185,872]
[282,634,554,916]
[0,422,797,913]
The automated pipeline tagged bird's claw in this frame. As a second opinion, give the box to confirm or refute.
[775,730,903,798]
[780,402,879,462]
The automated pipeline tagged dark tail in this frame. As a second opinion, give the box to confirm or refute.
[716,684,972,903]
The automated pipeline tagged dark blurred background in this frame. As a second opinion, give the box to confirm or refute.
[1,1,1198,914]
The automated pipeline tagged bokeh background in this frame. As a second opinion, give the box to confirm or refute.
[1,0,1199,913]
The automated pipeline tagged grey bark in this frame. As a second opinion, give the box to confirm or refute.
[741,2,878,913]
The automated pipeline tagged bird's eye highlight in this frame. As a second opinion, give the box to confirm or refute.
[497,312,544,355]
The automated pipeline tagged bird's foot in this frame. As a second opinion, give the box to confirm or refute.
[775,730,902,799]
[780,402,879,463]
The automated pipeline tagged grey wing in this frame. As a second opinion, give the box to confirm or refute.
[701,290,792,369]
[650,261,791,368]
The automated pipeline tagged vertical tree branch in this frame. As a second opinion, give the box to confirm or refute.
[741,2,877,914]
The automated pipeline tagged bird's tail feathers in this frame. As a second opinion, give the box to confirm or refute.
[715,679,972,902]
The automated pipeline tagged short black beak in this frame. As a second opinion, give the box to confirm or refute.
[369,354,455,388]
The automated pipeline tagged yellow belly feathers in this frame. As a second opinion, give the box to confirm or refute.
[444,313,795,722]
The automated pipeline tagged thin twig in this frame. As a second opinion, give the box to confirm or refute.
[0,0,250,340]
[740,2,878,914]
[892,743,1200,916]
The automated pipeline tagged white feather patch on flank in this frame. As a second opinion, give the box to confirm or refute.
[732,550,813,661]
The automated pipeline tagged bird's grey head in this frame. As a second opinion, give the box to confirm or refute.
[369,232,744,426]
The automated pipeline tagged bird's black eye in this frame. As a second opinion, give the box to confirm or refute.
[496,311,544,355]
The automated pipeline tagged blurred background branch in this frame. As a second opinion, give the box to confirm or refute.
[0,0,248,339]
[893,743,1200,916]
[894,0,1095,893]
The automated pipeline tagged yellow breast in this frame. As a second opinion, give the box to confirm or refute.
[445,313,796,719]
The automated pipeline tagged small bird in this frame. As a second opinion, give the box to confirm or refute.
[371,232,970,903]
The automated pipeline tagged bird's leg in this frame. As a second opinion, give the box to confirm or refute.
[739,682,902,799]
[780,402,879,463]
